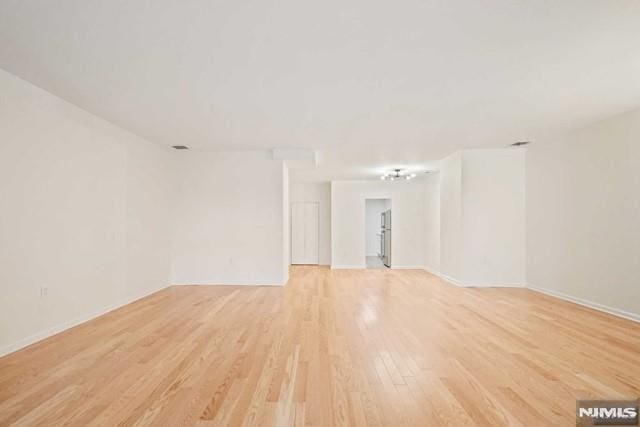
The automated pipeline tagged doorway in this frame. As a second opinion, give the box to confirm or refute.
[365,199,391,269]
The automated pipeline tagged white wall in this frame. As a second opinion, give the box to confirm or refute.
[461,149,526,285]
[282,164,290,282]
[434,149,525,286]
[422,172,441,273]
[365,199,386,256]
[439,152,463,279]
[171,150,287,285]
[331,180,424,269]
[527,109,640,319]
[0,69,172,356]
[289,182,331,265]
[125,138,173,296]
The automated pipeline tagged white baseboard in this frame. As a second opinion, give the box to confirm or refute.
[330,264,424,270]
[463,281,524,288]
[424,268,465,286]
[331,264,366,269]
[171,275,286,286]
[0,285,169,358]
[422,267,523,288]
[173,282,284,286]
[527,285,640,323]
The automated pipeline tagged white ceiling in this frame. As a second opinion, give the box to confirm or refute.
[1,0,639,182]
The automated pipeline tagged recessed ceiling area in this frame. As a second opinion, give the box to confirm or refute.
[1,0,639,181]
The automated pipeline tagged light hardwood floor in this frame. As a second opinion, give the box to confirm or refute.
[1,266,639,426]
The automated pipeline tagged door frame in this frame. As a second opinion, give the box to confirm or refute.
[364,198,392,268]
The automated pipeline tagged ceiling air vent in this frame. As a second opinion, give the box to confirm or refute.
[172,145,189,150]
[511,141,531,147]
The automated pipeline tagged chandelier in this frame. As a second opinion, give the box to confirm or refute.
[380,169,417,181]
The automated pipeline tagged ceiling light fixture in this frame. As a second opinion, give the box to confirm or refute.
[380,169,417,181]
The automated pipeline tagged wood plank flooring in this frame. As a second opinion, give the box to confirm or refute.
[1,266,639,426]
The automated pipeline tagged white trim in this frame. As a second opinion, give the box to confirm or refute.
[0,286,168,358]
[331,264,425,270]
[528,285,640,323]
[439,273,467,287]
[426,269,465,287]
[422,267,523,288]
[331,264,366,269]
[462,281,524,288]
[173,282,284,286]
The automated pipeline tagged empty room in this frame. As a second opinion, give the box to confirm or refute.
[1,1,639,426]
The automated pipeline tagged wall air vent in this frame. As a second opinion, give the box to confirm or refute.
[511,141,531,147]
[172,145,189,150]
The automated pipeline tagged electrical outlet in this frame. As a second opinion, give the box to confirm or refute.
[40,286,48,297]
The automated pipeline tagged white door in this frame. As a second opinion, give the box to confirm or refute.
[291,203,306,264]
[291,202,319,265]
[304,203,319,264]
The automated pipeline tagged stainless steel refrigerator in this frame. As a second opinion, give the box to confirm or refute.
[381,209,391,267]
